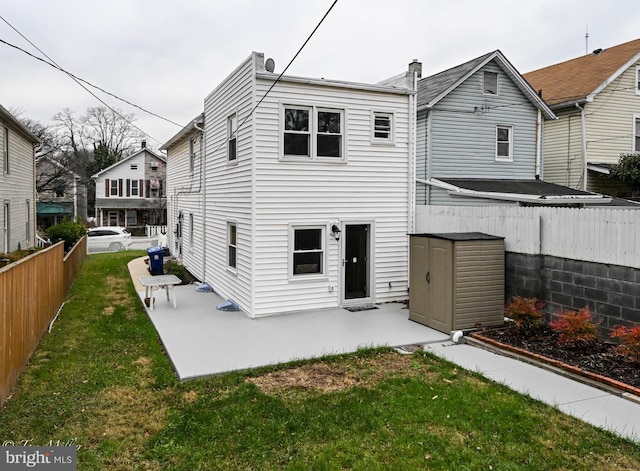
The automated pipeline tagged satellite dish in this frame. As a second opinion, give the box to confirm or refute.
[265,58,275,73]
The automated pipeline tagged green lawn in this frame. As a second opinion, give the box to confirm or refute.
[1,252,639,470]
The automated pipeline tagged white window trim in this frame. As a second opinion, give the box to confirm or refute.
[280,104,347,163]
[130,179,139,196]
[227,220,238,273]
[227,113,238,166]
[288,224,328,281]
[636,66,640,96]
[483,71,499,96]
[110,180,119,197]
[371,111,395,145]
[495,125,514,162]
[633,113,640,153]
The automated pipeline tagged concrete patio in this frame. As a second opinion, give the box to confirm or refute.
[128,257,450,380]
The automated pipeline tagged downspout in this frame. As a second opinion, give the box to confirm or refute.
[408,71,418,234]
[535,109,542,179]
[576,103,588,191]
[196,119,206,282]
[426,109,433,205]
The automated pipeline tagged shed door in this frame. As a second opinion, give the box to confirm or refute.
[409,237,453,332]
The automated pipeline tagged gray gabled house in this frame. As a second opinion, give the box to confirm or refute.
[415,50,611,206]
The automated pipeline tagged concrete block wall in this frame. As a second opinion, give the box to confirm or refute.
[505,252,640,334]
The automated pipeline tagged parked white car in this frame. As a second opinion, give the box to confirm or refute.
[87,226,132,252]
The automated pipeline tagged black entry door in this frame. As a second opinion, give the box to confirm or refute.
[344,224,369,300]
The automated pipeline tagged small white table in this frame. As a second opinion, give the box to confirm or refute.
[139,275,182,311]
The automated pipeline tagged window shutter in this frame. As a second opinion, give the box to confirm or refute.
[105,179,110,197]
[126,179,130,197]
[139,179,144,197]
[119,179,123,196]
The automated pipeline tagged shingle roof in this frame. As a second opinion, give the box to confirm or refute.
[417,50,554,119]
[523,38,640,108]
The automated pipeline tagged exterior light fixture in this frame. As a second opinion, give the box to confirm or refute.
[331,224,341,241]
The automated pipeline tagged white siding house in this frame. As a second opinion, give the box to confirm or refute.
[161,114,205,281]
[0,104,39,252]
[92,146,167,228]
[163,52,416,318]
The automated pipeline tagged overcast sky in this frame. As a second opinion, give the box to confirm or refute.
[1,0,638,149]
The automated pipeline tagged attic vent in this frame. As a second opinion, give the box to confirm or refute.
[592,48,603,55]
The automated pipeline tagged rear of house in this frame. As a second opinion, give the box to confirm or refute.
[1,105,39,252]
[166,52,416,317]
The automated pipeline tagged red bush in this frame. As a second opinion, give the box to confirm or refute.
[504,296,545,331]
[549,306,597,346]
[610,325,640,361]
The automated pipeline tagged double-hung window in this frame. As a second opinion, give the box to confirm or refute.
[227,222,237,269]
[110,179,119,196]
[292,226,324,276]
[3,127,8,174]
[283,106,344,161]
[634,115,640,153]
[228,114,237,162]
[636,66,640,96]
[130,179,139,196]
[496,125,513,161]
[189,137,196,173]
[484,71,498,95]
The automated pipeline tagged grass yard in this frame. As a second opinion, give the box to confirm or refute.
[1,251,639,470]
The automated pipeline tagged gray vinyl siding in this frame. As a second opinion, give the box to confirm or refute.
[203,55,255,315]
[420,61,539,205]
[0,118,36,251]
[165,131,205,280]
[416,111,428,204]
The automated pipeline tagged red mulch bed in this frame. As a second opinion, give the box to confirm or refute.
[473,325,640,393]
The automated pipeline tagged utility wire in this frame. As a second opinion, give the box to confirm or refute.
[0,14,167,143]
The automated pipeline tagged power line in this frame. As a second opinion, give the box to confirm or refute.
[0,15,173,143]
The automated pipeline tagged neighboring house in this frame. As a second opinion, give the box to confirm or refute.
[162,52,416,318]
[413,50,611,206]
[524,38,640,199]
[36,155,88,229]
[92,144,167,228]
[0,104,40,252]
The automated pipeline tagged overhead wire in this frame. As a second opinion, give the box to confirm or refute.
[0,14,174,144]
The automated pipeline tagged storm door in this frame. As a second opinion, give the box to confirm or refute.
[344,224,370,300]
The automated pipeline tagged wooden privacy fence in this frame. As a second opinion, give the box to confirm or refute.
[0,237,86,407]
[415,205,640,269]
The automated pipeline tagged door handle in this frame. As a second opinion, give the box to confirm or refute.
[426,272,430,283]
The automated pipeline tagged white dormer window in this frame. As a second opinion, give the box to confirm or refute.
[484,71,498,95]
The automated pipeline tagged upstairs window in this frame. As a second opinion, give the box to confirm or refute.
[150,160,158,170]
[484,71,498,95]
[110,179,119,196]
[228,114,237,162]
[636,66,640,95]
[284,107,310,157]
[496,125,513,161]
[3,126,8,174]
[282,106,344,161]
[189,137,196,172]
[373,112,393,143]
[634,115,640,152]
[130,179,139,196]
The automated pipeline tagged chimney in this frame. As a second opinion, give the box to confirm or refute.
[141,140,147,149]
[408,59,422,79]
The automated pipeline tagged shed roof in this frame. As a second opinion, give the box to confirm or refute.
[523,38,640,108]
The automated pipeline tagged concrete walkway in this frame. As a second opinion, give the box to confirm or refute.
[128,257,640,443]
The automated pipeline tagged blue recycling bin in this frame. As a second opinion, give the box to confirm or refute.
[147,246,164,275]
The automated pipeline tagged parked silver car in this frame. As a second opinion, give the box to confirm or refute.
[87,226,132,252]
